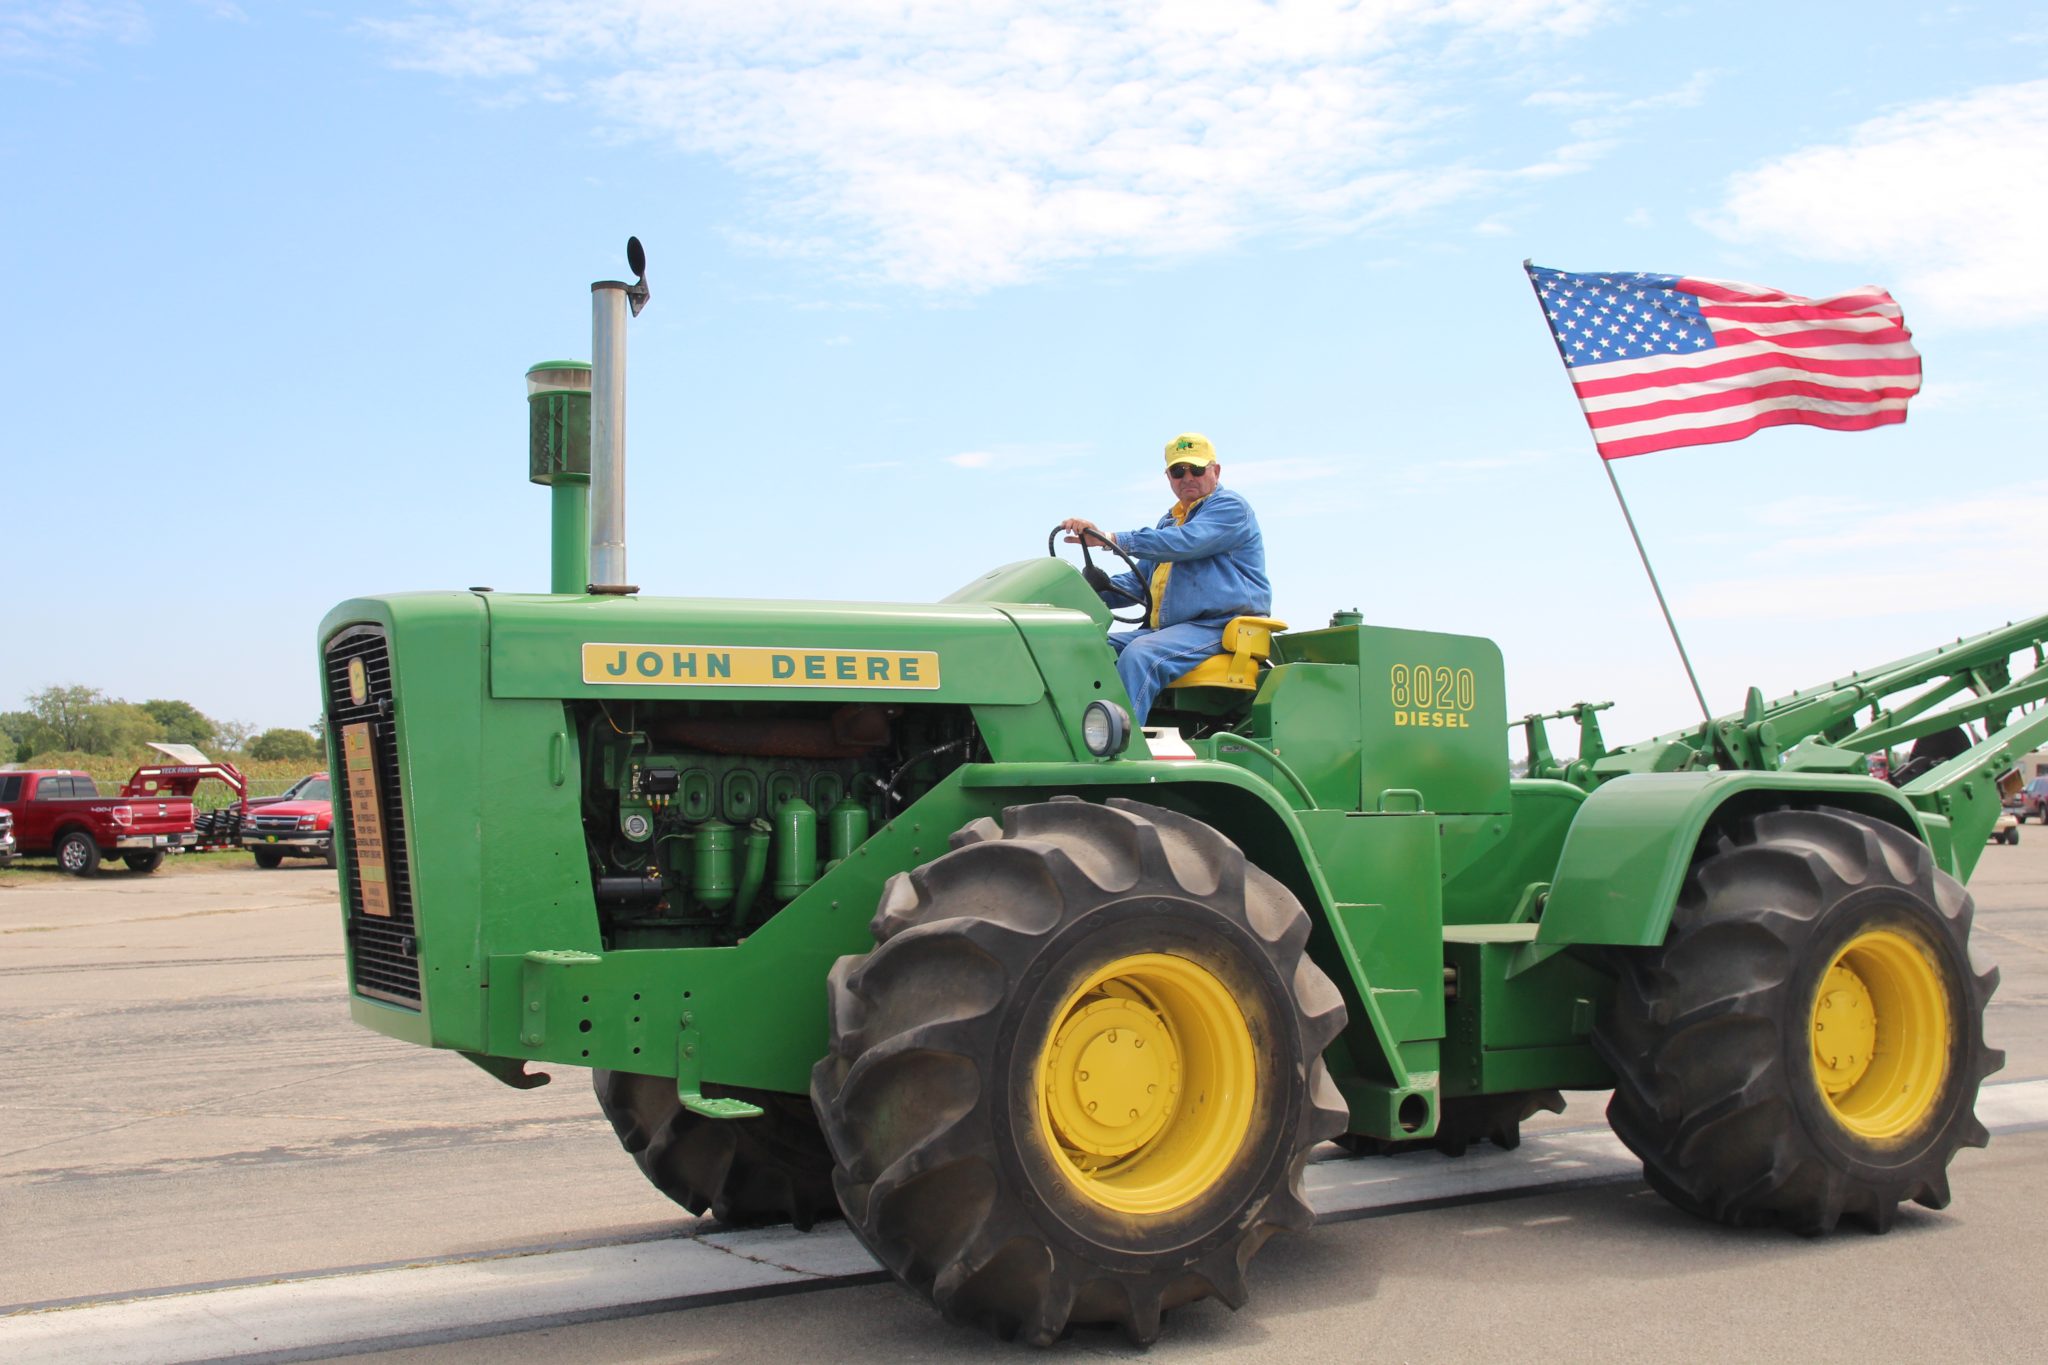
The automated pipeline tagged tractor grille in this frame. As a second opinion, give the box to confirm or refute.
[325,626,423,1009]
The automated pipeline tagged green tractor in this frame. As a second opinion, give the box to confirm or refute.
[323,245,2029,1344]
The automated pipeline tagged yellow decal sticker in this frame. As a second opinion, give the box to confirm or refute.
[342,722,391,918]
[1388,662,1477,730]
[581,643,941,690]
[347,657,369,706]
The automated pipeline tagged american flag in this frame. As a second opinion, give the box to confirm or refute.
[1524,264,1923,460]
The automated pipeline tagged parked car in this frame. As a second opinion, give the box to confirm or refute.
[0,770,196,875]
[0,806,16,865]
[2020,776,2048,821]
[1990,810,2020,845]
[240,772,334,868]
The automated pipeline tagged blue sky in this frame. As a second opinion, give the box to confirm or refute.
[4,1,2044,752]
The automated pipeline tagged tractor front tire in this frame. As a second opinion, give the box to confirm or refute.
[1597,806,2002,1234]
[812,797,1347,1345]
[591,1069,839,1230]
[57,831,101,877]
[123,850,166,874]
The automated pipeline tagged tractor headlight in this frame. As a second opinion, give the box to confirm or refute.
[1082,701,1131,757]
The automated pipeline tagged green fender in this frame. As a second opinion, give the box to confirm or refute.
[1534,771,1932,949]
[959,760,1420,1093]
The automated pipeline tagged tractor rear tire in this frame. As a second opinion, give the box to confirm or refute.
[591,1069,839,1230]
[1596,806,2002,1234]
[57,831,100,877]
[252,848,284,869]
[123,850,166,874]
[811,797,1347,1345]
[1338,1089,1565,1158]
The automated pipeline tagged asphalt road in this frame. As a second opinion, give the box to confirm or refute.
[3,832,2045,1360]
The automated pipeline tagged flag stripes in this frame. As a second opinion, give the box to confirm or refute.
[1525,265,1922,460]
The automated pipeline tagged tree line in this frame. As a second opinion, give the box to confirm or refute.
[0,685,322,765]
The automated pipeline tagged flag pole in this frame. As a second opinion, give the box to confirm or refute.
[1598,458,1714,724]
[1523,260,1714,725]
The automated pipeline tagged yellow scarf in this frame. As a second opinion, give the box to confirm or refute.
[1147,496,1204,629]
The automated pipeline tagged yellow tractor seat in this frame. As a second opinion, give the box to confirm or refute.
[1165,617,1289,691]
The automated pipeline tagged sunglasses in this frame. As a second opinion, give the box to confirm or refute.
[1167,463,1209,479]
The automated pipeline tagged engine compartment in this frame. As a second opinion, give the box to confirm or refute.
[571,698,982,948]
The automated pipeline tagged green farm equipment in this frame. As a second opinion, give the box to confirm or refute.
[322,245,2036,1344]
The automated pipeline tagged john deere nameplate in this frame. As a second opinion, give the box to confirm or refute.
[582,643,941,690]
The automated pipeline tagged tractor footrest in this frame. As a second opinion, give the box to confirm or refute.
[680,1090,765,1120]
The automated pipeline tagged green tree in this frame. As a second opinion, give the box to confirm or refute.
[213,718,257,752]
[26,684,104,750]
[83,701,164,755]
[0,709,35,761]
[249,727,321,762]
[142,699,217,748]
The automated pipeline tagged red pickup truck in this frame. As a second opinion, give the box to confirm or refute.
[240,771,334,868]
[0,770,196,875]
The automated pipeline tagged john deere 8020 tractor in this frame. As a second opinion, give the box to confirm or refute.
[322,246,2034,1343]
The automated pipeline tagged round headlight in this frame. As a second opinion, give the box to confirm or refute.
[1082,700,1131,757]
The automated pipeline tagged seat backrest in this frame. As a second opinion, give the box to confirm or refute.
[1167,616,1290,691]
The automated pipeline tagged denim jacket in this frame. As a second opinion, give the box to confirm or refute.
[1102,486,1270,628]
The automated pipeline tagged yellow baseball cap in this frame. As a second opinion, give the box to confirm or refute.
[1163,432,1216,468]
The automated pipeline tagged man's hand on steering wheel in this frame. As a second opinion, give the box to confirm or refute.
[1047,520,1152,625]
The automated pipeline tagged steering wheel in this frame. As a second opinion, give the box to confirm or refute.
[1047,525,1152,625]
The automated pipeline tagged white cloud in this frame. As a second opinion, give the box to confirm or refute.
[367,1,1620,290]
[1748,484,2048,560]
[1677,563,2007,622]
[0,1,147,62]
[948,441,1088,470]
[1707,79,2048,327]
[1225,456,1346,487]
[1677,484,2048,622]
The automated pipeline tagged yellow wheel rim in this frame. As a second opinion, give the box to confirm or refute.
[1035,952,1257,1215]
[1810,928,1951,1141]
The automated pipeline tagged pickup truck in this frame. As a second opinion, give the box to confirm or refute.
[0,770,196,875]
[240,772,334,868]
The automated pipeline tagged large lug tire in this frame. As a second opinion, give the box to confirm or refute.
[591,1069,839,1230]
[811,796,1348,1345]
[1596,806,2003,1234]
[56,831,101,877]
[1338,1089,1565,1158]
[122,850,166,874]
[251,847,285,869]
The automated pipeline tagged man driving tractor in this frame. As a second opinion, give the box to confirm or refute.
[1058,432,1271,720]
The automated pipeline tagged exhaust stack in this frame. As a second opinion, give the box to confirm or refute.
[588,237,651,595]
[526,361,591,595]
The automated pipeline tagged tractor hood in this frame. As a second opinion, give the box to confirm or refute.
[480,593,1055,704]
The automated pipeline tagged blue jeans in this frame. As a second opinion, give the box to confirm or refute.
[1108,622,1226,722]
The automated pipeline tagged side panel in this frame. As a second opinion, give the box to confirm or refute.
[1537,771,1929,948]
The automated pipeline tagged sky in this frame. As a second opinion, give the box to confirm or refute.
[3,0,2045,756]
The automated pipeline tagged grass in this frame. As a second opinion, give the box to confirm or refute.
[0,848,331,885]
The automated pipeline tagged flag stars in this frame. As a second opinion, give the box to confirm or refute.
[1526,266,1715,368]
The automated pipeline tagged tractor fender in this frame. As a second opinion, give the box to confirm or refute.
[958,760,1415,1088]
[1534,770,1928,949]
